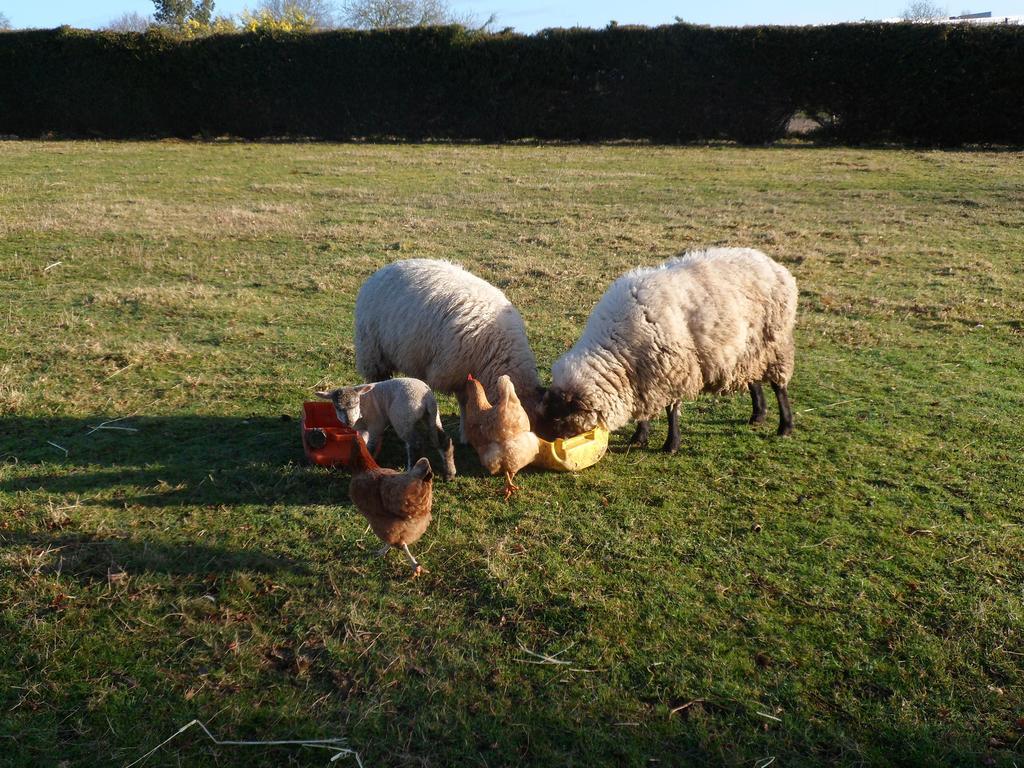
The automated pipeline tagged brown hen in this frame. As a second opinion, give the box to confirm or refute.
[464,374,540,498]
[348,434,434,576]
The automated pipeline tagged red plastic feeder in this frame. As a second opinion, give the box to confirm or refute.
[301,401,360,468]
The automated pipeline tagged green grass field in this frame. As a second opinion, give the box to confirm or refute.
[1,140,1023,767]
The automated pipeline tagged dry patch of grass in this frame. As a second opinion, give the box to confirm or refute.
[85,283,220,308]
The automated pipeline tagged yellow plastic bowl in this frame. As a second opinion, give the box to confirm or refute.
[533,427,609,472]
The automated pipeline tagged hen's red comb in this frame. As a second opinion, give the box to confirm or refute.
[467,374,475,382]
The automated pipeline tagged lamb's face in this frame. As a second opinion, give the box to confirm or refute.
[537,388,599,439]
[332,392,362,428]
[315,385,372,428]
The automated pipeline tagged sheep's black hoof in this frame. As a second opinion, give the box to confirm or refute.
[749,414,766,426]
[661,440,680,454]
[628,421,650,448]
[777,424,793,437]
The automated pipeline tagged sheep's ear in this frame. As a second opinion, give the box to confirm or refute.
[356,384,375,395]
[315,390,335,400]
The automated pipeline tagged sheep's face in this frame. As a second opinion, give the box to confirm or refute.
[537,388,599,439]
[315,384,373,428]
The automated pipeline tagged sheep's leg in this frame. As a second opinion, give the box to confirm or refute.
[661,403,681,454]
[455,388,469,444]
[434,428,456,480]
[628,420,650,448]
[401,543,427,577]
[771,382,793,437]
[426,400,456,479]
[357,356,392,385]
[749,382,768,425]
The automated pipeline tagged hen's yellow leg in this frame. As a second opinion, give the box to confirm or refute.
[503,471,521,500]
[401,543,428,577]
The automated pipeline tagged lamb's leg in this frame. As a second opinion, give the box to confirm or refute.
[771,382,793,437]
[749,382,768,425]
[628,420,650,448]
[661,403,681,454]
[401,543,427,577]
[398,430,422,472]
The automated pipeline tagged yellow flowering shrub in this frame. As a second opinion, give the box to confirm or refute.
[180,15,238,37]
[239,8,316,32]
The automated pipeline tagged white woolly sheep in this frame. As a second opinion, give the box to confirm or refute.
[537,247,798,450]
[354,259,544,441]
[316,377,457,479]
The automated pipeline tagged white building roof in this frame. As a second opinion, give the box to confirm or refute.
[880,13,1024,24]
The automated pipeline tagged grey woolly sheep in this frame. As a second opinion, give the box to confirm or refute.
[537,247,798,451]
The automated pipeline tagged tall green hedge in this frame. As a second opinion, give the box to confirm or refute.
[1,23,1022,145]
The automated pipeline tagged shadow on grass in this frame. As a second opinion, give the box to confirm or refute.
[0,414,493,509]
[1,529,308,581]
[1,414,351,509]
[0,415,552,512]
[603,411,779,456]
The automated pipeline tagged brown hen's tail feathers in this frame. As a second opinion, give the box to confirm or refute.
[410,457,433,481]
[350,433,381,473]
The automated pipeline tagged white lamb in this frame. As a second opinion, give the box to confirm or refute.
[537,247,798,451]
[354,259,544,441]
[316,377,457,479]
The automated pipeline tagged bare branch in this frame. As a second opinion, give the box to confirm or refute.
[339,0,492,29]
[106,12,153,32]
[901,1,947,21]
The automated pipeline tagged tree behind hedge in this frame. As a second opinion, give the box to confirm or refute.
[153,0,215,29]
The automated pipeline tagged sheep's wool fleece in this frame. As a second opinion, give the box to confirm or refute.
[355,259,540,399]
[552,248,797,431]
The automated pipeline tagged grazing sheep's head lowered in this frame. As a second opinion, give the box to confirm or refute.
[537,388,600,439]
[316,384,375,428]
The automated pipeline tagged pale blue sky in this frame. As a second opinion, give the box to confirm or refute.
[3,1,1023,31]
